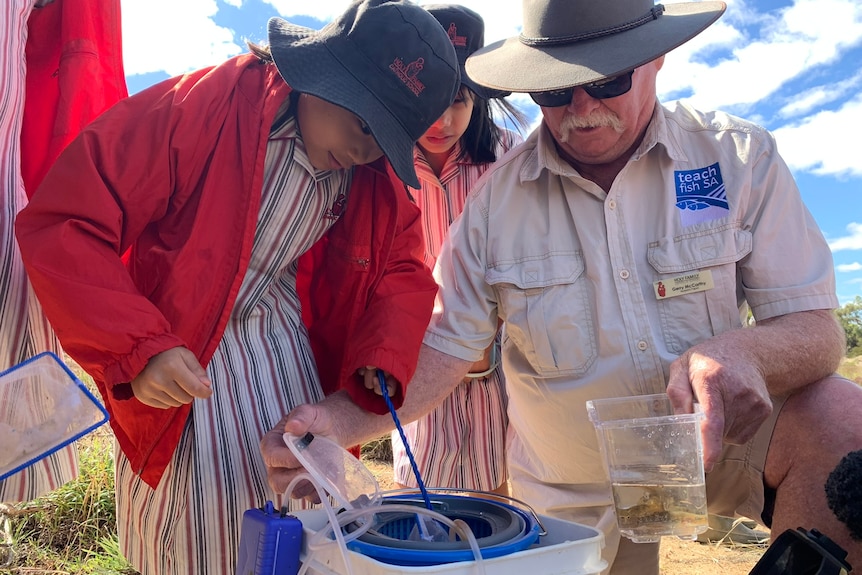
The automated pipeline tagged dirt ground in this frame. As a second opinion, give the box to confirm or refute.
[659,537,765,574]
[361,459,767,575]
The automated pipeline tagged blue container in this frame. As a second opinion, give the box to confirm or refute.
[345,494,541,566]
[236,501,303,575]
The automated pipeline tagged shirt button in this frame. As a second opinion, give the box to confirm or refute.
[608,199,617,210]
[619,269,630,280]
[637,340,648,351]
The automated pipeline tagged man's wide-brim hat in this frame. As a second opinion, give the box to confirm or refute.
[268,0,459,187]
[466,0,726,93]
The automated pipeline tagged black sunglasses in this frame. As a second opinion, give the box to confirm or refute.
[529,70,634,107]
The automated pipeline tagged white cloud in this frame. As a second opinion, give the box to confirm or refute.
[829,222,862,252]
[118,0,862,184]
[262,0,346,22]
[657,0,862,179]
[122,0,242,77]
[423,0,523,44]
[776,70,862,119]
[262,0,524,42]
[504,93,541,132]
[772,94,862,177]
[659,0,862,111]
[837,262,862,272]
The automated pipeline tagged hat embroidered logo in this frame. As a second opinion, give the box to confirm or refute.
[389,57,426,96]
[446,23,468,47]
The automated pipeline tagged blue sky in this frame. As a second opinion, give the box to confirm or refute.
[120,0,862,305]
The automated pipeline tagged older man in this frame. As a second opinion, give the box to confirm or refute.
[262,0,862,573]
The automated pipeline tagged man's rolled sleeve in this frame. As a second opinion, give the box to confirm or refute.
[739,132,839,321]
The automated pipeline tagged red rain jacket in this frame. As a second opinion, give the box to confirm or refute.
[22,0,128,194]
[16,54,436,487]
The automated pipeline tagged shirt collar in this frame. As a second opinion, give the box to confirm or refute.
[632,100,687,163]
[269,115,338,181]
[270,114,299,140]
[413,142,467,186]
[519,124,581,182]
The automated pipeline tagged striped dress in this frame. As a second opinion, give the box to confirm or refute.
[114,117,350,575]
[0,0,76,503]
[391,133,519,491]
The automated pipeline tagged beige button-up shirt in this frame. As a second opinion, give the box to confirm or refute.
[424,100,837,514]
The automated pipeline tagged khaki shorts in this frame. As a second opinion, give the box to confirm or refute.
[704,393,787,524]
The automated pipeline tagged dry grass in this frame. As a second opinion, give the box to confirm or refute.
[839,355,862,385]
[660,537,766,574]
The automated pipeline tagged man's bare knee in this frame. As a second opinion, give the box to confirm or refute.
[763,375,862,568]
[765,375,862,489]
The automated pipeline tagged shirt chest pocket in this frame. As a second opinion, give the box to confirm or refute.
[486,252,596,378]
[648,226,753,354]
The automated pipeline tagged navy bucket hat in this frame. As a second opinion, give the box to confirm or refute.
[424,4,509,100]
[268,0,461,187]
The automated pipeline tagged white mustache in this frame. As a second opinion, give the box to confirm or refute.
[558,110,625,142]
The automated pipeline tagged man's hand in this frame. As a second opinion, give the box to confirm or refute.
[260,403,342,495]
[261,345,474,495]
[667,310,844,471]
[130,347,212,408]
[666,345,772,471]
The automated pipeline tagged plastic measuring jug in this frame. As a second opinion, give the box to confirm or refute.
[586,393,708,543]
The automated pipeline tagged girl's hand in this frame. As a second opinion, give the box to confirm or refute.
[357,366,398,397]
[130,347,213,408]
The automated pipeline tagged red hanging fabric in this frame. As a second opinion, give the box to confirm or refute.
[21,0,128,196]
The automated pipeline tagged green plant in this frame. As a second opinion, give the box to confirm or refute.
[76,534,138,574]
[836,296,862,354]
[6,429,135,573]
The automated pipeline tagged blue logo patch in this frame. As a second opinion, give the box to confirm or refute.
[674,162,728,226]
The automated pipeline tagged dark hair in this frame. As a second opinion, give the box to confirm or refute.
[247,41,299,134]
[247,41,273,62]
[825,449,862,540]
[458,86,528,165]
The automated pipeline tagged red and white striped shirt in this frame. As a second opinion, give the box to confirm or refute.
[392,130,521,491]
[115,117,351,575]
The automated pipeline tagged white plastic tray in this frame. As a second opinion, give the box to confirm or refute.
[292,509,607,575]
[0,352,109,481]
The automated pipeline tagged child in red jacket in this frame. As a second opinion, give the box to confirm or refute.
[16,1,458,573]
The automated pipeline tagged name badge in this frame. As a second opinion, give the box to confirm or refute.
[654,270,714,299]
